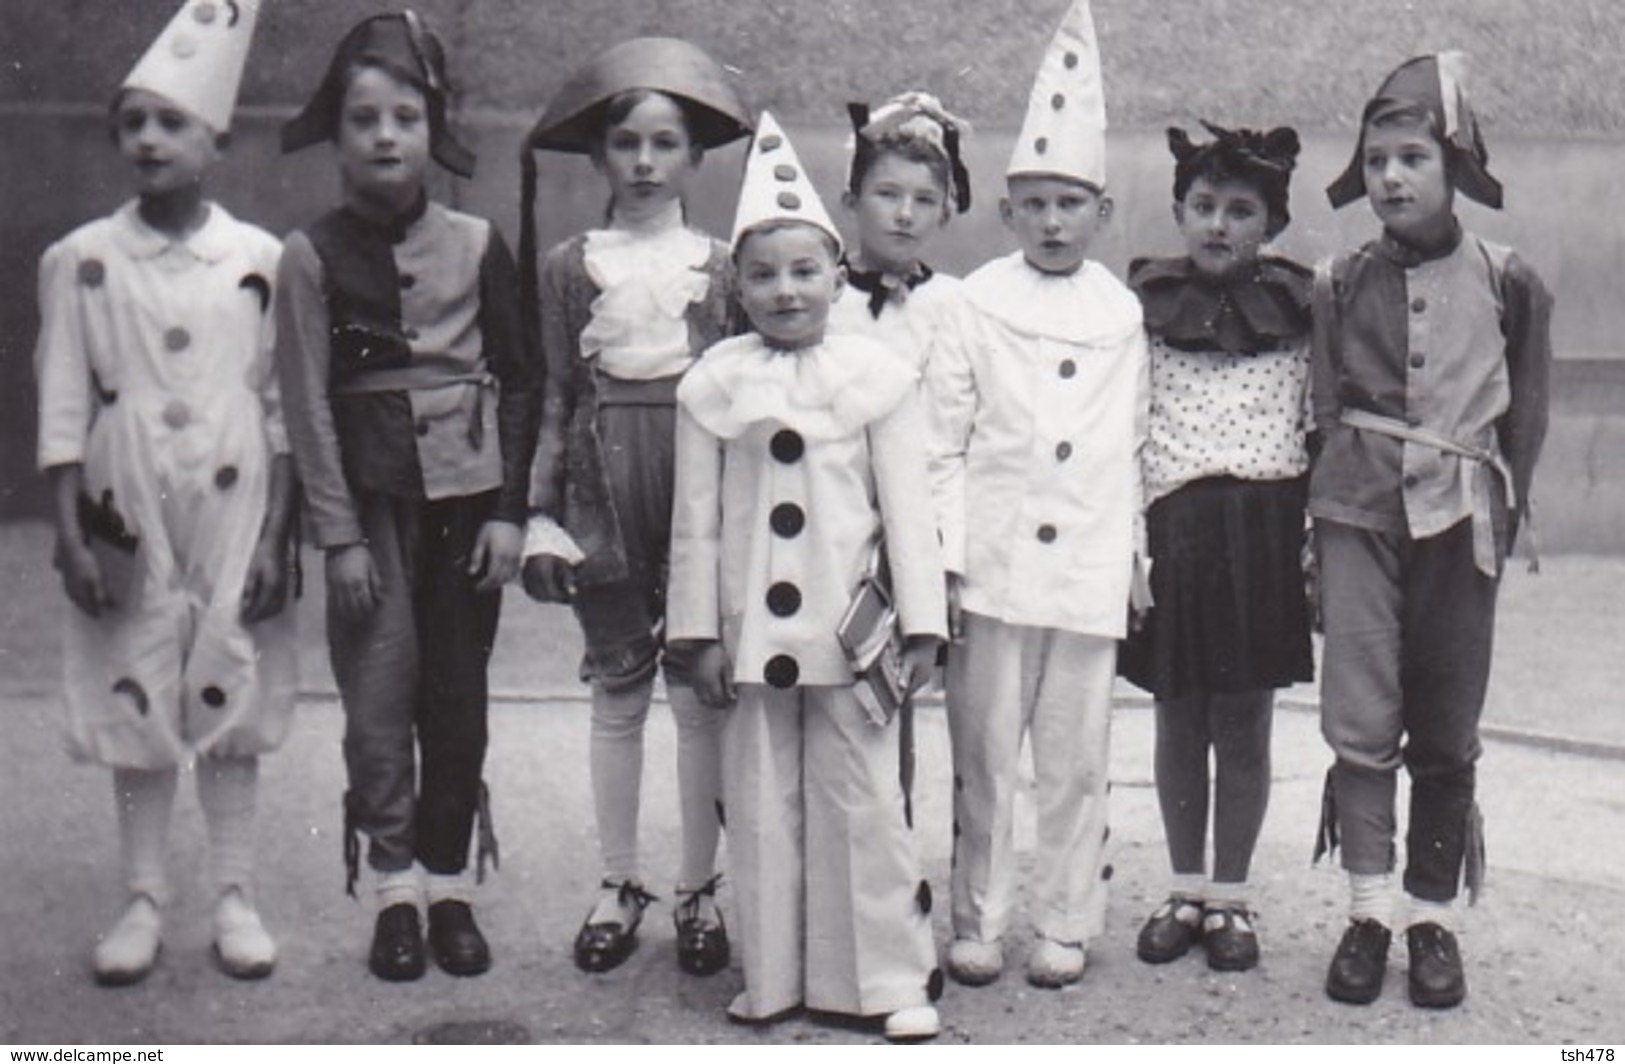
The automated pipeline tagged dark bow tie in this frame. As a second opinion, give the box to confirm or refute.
[844,259,934,319]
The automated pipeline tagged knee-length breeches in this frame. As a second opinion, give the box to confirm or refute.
[1318,518,1497,901]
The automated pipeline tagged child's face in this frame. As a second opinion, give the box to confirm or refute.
[1001,175,1111,275]
[736,224,844,351]
[336,66,431,210]
[1174,175,1273,280]
[1362,119,1454,245]
[595,93,699,216]
[114,89,220,197]
[844,152,949,274]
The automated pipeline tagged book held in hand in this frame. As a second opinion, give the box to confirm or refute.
[836,554,908,728]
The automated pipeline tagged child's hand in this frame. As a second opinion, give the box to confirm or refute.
[469,520,522,593]
[240,533,291,623]
[946,571,965,643]
[54,536,111,617]
[692,640,736,709]
[521,554,576,603]
[326,543,380,623]
[901,634,943,695]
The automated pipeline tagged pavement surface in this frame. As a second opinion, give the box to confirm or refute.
[1,523,1623,1045]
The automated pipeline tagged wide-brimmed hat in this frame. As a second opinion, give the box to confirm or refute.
[522,36,752,154]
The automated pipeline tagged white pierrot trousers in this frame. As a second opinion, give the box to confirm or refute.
[724,683,937,1020]
[946,611,1115,947]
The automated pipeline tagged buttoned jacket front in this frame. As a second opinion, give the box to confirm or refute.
[668,333,947,689]
[928,253,1148,638]
[1309,229,1552,556]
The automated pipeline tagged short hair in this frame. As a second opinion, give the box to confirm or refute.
[848,131,953,202]
[1169,123,1299,236]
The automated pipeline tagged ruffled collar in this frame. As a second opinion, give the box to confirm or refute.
[579,203,713,366]
[1129,255,1311,355]
[842,255,934,319]
[963,252,1141,345]
[677,333,918,441]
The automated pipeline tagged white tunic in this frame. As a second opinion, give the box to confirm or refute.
[34,201,296,768]
[668,333,947,688]
[927,252,1148,639]
[827,271,963,377]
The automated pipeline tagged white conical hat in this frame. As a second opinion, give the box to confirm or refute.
[121,0,261,133]
[730,111,842,254]
[1006,0,1107,188]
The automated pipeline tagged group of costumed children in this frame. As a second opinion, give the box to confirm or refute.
[34,0,1551,1041]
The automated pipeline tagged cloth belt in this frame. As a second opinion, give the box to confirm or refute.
[333,355,493,450]
[1339,407,1527,577]
[593,371,682,408]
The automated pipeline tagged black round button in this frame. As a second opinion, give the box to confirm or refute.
[1409,354,1426,369]
[79,259,106,288]
[770,502,805,538]
[200,685,226,708]
[214,465,238,491]
[1059,359,1077,379]
[1403,474,1420,489]
[1055,441,1073,461]
[757,134,782,152]
[403,326,420,341]
[763,654,799,689]
[766,581,802,617]
[1033,135,1048,155]
[770,429,804,463]
[415,418,432,437]
[399,273,416,290]
[1037,523,1058,543]
[1411,297,1427,313]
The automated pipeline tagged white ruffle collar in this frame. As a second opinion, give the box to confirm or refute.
[677,333,918,441]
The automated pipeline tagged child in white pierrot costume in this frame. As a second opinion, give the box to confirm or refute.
[33,0,295,985]
[667,112,947,1041]
[927,0,1149,989]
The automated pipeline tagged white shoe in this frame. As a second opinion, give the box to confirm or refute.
[93,895,162,986]
[883,1004,941,1042]
[213,888,277,980]
[1026,936,1086,988]
[946,937,1004,986]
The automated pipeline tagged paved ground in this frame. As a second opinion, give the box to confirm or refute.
[2,522,1623,1045]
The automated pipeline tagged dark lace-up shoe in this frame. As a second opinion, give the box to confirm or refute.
[428,900,491,976]
[1325,918,1391,1004]
[369,903,426,982]
[1406,922,1466,1008]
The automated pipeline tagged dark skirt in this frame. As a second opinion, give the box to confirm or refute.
[1119,475,1313,699]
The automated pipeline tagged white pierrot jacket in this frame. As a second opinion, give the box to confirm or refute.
[928,251,1149,639]
[667,331,948,688]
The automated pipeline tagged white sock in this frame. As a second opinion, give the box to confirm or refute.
[1349,872,1395,926]
[376,868,422,913]
[1206,880,1250,910]
[1407,895,1455,933]
[425,870,472,906]
[113,766,178,905]
[197,756,258,897]
[1170,873,1206,902]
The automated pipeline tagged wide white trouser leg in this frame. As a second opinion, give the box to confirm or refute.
[802,686,934,1016]
[946,614,1115,946]
[723,686,805,1018]
[945,613,1025,942]
[1028,630,1115,945]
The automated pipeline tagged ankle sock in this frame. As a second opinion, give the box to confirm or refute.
[376,868,421,913]
[1349,872,1395,926]
[1407,895,1456,933]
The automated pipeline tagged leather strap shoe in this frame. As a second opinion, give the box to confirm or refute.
[1136,896,1203,964]
[673,875,729,977]
[369,903,426,982]
[428,900,491,977]
[1325,918,1391,1004]
[574,879,656,973]
[1406,921,1466,1008]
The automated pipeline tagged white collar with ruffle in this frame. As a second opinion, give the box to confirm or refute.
[964,251,1142,345]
